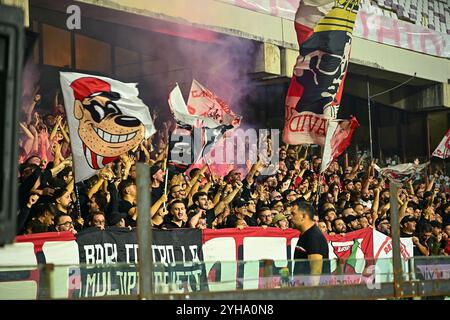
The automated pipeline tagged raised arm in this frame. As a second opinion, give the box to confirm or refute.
[370,188,381,227]
[214,182,243,216]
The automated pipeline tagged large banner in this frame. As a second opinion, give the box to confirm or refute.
[0,227,423,299]
[72,227,207,297]
[218,0,450,58]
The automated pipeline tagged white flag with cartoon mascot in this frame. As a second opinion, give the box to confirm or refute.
[60,72,155,182]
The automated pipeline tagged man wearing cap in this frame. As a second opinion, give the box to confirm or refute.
[428,221,443,255]
[225,198,257,228]
[108,211,127,228]
[400,215,417,238]
[273,213,289,230]
[69,77,145,169]
[291,200,329,283]
[375,217,391,236]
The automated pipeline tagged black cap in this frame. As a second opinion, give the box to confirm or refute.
[423,191,433,198]
[400,215,417,225]
[150,165,163,177]
[233,198,248,208]
[108,211,126,226]
[52,187,68,200]
[345,215,359,224]
[375,217,389,229]
[430,220,442,228]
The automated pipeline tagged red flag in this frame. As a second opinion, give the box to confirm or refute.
[321,117,359,173]
[283,0,360,145]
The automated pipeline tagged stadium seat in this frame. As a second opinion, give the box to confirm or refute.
[368,0,450,34]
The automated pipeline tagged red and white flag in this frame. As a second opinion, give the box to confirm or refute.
[187,79,241,128]
[283,0,360,145]
[320,117,359,173]
[432,129,450,159]
[60,72,155,182]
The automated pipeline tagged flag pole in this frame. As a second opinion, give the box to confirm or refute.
[163,157,169,210]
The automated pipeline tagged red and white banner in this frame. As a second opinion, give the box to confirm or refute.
[432,129,450,159]
[219,0,450,58]
[60,72,155,182]
[321,117,359,173]
[0,228,419,297]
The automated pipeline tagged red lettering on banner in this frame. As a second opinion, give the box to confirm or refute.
[269,0,279,16]
[337,245,350,253]
[299,114,308,131]
[308,115,320,132]
[317,118,327,136]
[420,31,441,56]
[288,113,327,135]
[378,17,400,46]
[359,11,369,38]
[404,23,415,52]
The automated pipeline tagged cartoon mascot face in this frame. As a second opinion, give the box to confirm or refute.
[70,77,145,169]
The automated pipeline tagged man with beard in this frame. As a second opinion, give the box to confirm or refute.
[187,192,218,229]
[291,200,329,283]
[161,200,187,229]
[285,148,297,171]
[332,218,347,235]
[118,179,137,227]
[257,207,273,227]
[359,189,372,208]
[345,215,361,231]
[225,198,257,228]
[151,165,165,202]
[400,215,417,237]
[375,217,391,236]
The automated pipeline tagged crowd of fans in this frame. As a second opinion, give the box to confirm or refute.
[17,90,450,259]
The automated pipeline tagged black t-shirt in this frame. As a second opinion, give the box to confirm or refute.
[294,224,330,275]
[187,208,217,229]
[400,230,415,238]
[151,185,164,203]
[119,200,135,228]
[225,214,257,228]
[161,220,186,229]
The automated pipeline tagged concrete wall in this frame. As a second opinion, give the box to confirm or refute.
[75,0,450,86]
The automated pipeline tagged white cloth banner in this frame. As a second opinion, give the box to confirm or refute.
[60,72,155,182]
[219,0,450,58]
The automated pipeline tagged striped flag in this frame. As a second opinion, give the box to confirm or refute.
[283,0,361,145]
